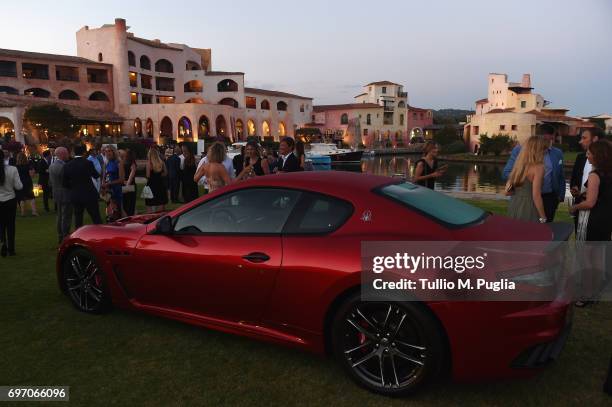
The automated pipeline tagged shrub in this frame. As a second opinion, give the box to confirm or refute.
[442,140,467,154]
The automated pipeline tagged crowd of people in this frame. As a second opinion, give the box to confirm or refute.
[502,124,612,242]
[0,136,307,256]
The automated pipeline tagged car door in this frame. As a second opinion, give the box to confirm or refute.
[125,187,302,323]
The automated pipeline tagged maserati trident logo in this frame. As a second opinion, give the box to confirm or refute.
[361,210,372,222]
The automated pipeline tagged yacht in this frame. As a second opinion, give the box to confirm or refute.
[306,143,363,163]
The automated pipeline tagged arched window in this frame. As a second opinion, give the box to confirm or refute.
[98,53,103,62]
[186,60,201,70]
[366,113,371,125]
[276,101,288,111]
[160,116,173,138]
[134,118,143,137]
[247,119,256,136]
[236,119,244,140]
[88,91,109,101]
[58,89,79,100]
[24,88,50,98]
[262,121,270,138]
[215,115,227,137]
[155,59,174,73]
[219,98,239,108]
[340,113,349,125]
[398,101,406,108]
[198,115,210,139]
[140,55,151,70]
[145,118,154,138]
[178,116,192,140]
[260,100,270,110]
[278,122,286,137]
[0,86,19,95]
[127,51,136,67]
[217,79,238,92]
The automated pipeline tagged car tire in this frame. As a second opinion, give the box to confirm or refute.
[331,293,446,396]
[61,247,112,314]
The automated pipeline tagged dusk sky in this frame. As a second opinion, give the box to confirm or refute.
[2,0,611,116]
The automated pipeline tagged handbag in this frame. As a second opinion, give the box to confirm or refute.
[141,185,153,199]
[122,184,135,193]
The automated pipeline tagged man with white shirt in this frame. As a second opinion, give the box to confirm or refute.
[196,142,234,189]
[570,127,603,230]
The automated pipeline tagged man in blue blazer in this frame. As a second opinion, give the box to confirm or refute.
[502,124,565,222]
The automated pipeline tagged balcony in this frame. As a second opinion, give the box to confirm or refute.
[383,104,394,112]
[156,77,174,92]
[56,66,79,82]
[22,63,49,80]
[87,68,108,84]
[0,61,17,77]
[398,92,407,98]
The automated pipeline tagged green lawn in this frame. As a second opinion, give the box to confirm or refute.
[1,197,610,406]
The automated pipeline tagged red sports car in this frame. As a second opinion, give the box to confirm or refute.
[56,172,573,396]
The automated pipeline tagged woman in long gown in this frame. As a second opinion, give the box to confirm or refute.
[506,135,548,224]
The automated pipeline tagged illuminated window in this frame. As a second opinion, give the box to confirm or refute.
[130,92,138,104]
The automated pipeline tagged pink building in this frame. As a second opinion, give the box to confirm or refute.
[406,105,433,139]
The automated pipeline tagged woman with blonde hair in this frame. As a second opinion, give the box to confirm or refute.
[145,147,168,213]
[193,142,231,192]
[506,135,549,223]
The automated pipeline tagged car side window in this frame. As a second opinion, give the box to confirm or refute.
[284,193,353,234]
[173,188,301,235]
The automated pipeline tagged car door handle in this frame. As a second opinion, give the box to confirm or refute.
[242,252,270,263]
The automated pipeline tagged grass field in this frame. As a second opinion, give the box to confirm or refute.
[1,195,610,406]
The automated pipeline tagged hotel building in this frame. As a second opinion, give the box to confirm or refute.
[0,18,313,145]
[309,81,432,147]
[464,73,593,150]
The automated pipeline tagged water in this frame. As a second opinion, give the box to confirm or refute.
[335,154,571,195]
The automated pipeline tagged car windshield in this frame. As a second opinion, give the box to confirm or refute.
[378,182,487,227]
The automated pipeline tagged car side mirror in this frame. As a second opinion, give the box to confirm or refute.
[155,215,174,235]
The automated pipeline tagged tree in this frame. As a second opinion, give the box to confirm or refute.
[479,133,512,156]
[24,104,76,142]
[433,124,460,145]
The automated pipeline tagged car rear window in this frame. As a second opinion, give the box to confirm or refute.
[378,182,486,227]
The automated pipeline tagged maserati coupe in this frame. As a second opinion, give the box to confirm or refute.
[57,171,573,396]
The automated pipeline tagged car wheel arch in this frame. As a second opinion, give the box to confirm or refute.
[323,285,453,378]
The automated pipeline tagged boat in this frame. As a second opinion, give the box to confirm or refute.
[305,143,363,163]
[226,142,247,160]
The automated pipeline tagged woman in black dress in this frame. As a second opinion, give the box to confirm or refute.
[236,141,270,180]
[15,152,38,216]
[571,140,612,241]
[121,149,137,216]
[180,144,198,202]
[145,148,168,213]
[412,142,447,190]
[570,140,612,306]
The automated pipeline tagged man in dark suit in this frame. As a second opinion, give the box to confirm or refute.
[37,150,52,212]
[62,144,101,228]
[277,137,301,173]
[49,147,72,243]
[166,147,181,203]
[502,124,565,222]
